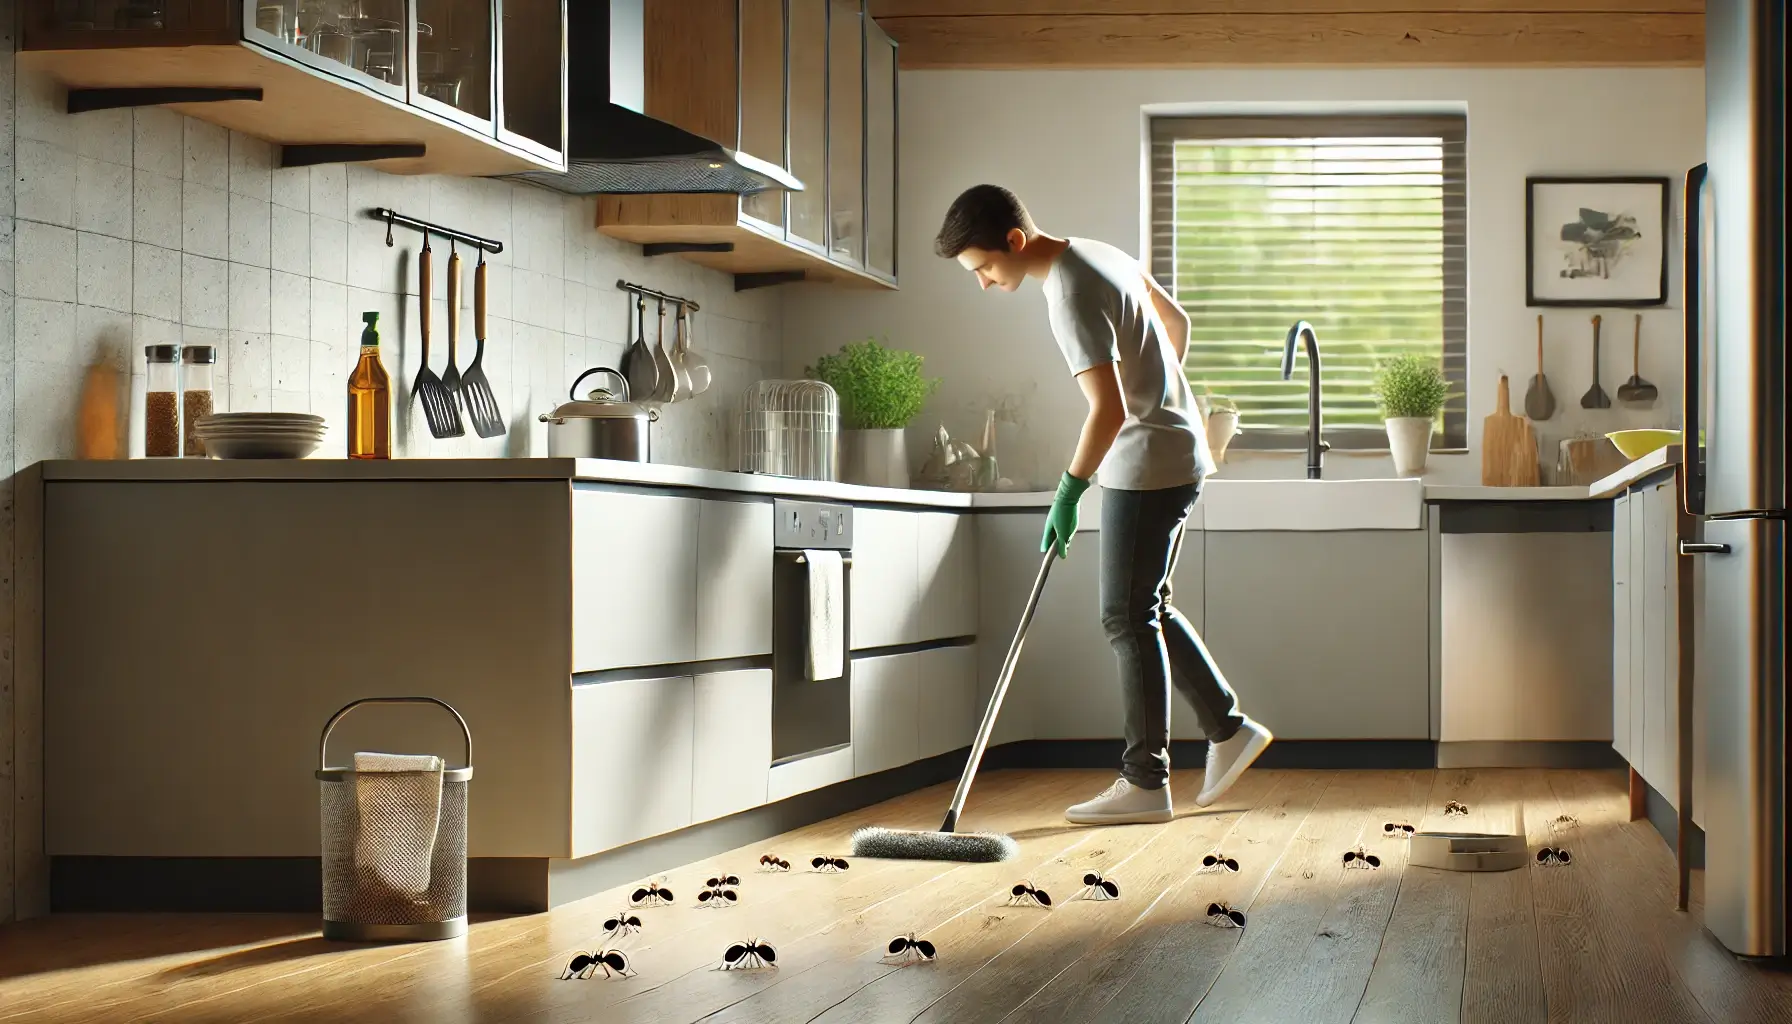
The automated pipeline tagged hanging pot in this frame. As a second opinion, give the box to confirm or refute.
[539,367,657,462]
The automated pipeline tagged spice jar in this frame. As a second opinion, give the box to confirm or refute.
[181,345,218,457]
[144,344,180,458]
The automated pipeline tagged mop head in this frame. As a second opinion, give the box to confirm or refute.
[850,826,1019,863]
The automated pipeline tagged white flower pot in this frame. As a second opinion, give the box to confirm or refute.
[841,428,910,489]
[1386,417,1434,477]
[1205,410,1239,464]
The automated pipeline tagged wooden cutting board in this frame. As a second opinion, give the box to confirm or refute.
[1481,375,1541,486]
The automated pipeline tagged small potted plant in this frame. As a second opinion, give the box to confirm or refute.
[1372,354,1451,477]
[807,339,940,488]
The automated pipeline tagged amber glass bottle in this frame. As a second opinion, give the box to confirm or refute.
[347,311,391,459]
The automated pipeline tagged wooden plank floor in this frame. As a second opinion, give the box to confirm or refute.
[4,769,1791,1024]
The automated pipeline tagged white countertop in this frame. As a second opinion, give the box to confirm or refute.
[1422,485,1597,502]
[1587,445,1682,499]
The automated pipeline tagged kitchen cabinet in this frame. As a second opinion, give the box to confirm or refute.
[595,0,898,289]
[1204,531,1430,739]
[695,499,774,661]
[692,669,772,824]
[850,507,921,649]
[18,0,567,176]
[918,512,978,642]
[572,489,700,673]
[1613,493,1633,760]
[571,674,695,857]
[851,650,919,776]
[916,644,978,758]
[1611,477,1683,802]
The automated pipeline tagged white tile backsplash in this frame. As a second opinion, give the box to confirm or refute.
[228,263,272,335]
[74,107,133,167]
[133,243,181,323]
[133,107,185,178]
[309,164,347,221]
[74,157,133,239]
[308,214,348,285]
[271,204,309,275]
[17,138,74,226]
[131,170,182,246]
[181,254,228,330]
[181,181,228,259]
[271,270,309,338]
[227,193,272,268]
[75,232,132,313]
[183,120,229,189]
[227,133,273,201]
[17,221,76,301]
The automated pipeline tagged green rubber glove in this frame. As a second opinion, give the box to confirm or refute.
[1040,472,1090,559]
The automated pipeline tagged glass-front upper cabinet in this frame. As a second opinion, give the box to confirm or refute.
[738,0,788,231]
[29,0,230,46]
[498,0,567,160]
[827,0,864,265]
[413,0,493,128]
[245,0,411,99]
[788,0,829,253]
[865,17,896,279]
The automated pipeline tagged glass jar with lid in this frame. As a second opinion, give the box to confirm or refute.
[144,344,180,457]
[181,345,218,457]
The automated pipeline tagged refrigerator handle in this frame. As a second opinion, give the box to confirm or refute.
[1678,540,1731,555]
[1682,163,1708,517]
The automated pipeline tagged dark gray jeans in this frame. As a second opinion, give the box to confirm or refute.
[1100,482,1244,790]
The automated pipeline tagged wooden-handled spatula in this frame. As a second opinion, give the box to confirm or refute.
[1524,313,1556,420]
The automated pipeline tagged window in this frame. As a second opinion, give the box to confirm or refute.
[1150,114,1466,448]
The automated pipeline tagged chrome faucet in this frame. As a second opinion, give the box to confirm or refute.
[1280,321,1327,479]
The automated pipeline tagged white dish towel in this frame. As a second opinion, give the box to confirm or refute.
[805,549,845,682]
[353,751,445,898]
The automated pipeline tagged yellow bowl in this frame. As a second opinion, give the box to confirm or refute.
[1605,429,1681,460]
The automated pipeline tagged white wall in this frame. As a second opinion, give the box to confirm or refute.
[784,68,1704,489]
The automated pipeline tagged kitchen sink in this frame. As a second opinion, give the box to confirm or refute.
[1200,478,1425,531]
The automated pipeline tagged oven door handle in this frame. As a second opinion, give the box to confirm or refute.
[777,551,854,566]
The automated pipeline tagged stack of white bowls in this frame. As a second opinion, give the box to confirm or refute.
[194,413,327,459]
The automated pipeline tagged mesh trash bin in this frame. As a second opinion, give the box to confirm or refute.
[316,697,473,942]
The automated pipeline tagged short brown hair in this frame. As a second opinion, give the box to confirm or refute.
[933,184,1036,259]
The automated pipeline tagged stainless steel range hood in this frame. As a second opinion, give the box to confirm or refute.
[508,0,804,196]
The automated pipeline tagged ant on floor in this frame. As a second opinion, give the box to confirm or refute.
[720,938,778,970]
[881,933,938,965]
[1074,871,1121,902]
[559,949,633,980]
[758,854,791,872]
[1206,902,1247,929]
[602,911,643,939]
[811,856,850,873]
[1342,848,1382,869]
[1201,853,1241,873]
[1006,881,1053,908]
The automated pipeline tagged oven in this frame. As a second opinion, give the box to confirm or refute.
[771,499,853,764]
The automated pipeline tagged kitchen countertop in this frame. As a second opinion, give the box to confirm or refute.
[41,457,1636,508]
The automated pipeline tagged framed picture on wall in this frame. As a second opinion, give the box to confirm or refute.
[1526,176,1670,307]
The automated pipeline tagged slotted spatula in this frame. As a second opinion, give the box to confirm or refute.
[443,245,463,398]
[1580,314,1612,410]
[1617,313,1658,406]
[621,295,658,405]
[413,236,464,439]
[459,252,506,438]
[1524,313,1556,420]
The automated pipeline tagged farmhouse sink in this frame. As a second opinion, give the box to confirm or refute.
[1200,478,1425,531]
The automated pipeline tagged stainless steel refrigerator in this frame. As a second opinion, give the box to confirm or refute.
[1683,0,1787,959]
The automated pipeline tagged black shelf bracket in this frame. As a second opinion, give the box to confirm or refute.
[735,271,806,292]
[282,144,427,168]
[642,242,736,258]
[66,86,262,114]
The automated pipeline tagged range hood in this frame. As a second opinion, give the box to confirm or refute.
[510,0,804,196]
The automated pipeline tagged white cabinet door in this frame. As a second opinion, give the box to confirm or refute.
[696,499,774,661]
[918,513,978,641]
[916,644,979,758]
[692,669,772,823]
[571,675,695,857]
[572,490,700,673]
[850,651,919,776]
[1628,495,1648,772]
[851,508,921,649]
[1612,494,1633,761]
[1642,482,1677,795]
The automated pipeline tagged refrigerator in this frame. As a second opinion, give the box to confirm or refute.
[1684,0,1787,959]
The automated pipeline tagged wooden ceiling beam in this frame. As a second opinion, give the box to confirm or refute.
[874,12,1705,68]
[870,2,1704,14]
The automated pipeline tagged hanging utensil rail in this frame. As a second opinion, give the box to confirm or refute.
[371,207,506,255]
[617,280,700,312]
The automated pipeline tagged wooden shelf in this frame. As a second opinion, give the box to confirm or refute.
[19,42,564,177]
[596,195,896,289]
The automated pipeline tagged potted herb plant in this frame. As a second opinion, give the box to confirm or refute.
[1372,354,1452,477]
[807,339,941,488]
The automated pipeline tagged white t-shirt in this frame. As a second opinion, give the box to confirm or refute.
[1042,237,1215,490]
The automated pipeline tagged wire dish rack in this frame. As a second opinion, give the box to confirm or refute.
[736,380,839,481]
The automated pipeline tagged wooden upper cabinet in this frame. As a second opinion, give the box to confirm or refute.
[18,0,566,177]
[595,0,899,290]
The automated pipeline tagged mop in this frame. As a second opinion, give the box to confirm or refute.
[851,549,1056,862]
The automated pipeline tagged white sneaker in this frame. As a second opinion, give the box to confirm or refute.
[1065,777,1173,825]
[1195,718,1273,807]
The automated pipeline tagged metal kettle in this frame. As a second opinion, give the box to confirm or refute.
[539,367,656,461]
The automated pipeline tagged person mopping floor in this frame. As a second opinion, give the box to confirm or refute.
[936,184,1274,824]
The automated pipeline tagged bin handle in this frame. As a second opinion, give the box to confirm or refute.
[318,697,472,772]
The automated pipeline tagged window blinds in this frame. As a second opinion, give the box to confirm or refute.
[1149,114,1467,448]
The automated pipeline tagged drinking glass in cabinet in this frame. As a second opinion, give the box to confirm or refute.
[416,0,492,121]
[278,0,409,87]
[738,0,789,231]
[787,0,829,251]
[828,0,864,264]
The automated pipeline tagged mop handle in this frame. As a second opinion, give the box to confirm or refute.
[941,548,1056,832]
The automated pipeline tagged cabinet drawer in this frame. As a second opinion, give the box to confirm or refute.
[693,669,772,823]
[851,508,920,649]
[571,675,695,857]
[573,489,700,673]
[851,650,919,776]
[916,645,978,758]
[919,513,978,641]
[696,500,773,661]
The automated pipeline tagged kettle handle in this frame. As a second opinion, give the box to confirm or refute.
[570,366,628,402]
